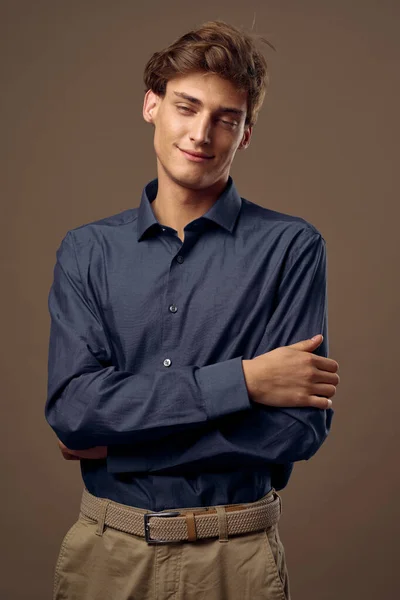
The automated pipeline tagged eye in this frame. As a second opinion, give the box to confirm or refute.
[177,105,237,127]
[177,105,194,113]
[220,119,237,127]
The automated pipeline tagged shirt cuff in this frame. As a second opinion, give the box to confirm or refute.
[196,356,252,420]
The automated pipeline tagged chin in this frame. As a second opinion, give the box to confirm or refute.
[167,167,211,189]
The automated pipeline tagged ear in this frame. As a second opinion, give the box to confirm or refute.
[238,125,253,150]
[143,89,160,124]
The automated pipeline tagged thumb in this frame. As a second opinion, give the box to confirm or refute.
[287,334,324,351]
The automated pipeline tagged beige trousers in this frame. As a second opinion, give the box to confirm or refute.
[53,488,291,600]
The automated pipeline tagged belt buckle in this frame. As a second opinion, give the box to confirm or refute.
[144,511,181,544]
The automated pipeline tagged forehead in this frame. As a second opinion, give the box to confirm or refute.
[165,72,248,109]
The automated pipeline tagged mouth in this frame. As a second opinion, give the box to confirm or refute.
[178,147,214,162]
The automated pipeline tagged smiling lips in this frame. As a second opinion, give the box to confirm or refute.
[179,148,214,162]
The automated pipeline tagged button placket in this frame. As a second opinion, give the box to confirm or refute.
[162,242,188,369]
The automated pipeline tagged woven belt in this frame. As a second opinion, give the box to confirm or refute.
[80,487,282,545]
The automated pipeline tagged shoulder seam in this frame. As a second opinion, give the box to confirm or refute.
[69,211,138,233]
[65,230,85,288]
[286,229,325,271]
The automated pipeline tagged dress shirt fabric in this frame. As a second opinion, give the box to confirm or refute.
[45,176,334,511]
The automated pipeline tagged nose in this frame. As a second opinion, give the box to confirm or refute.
[189,114,212,146]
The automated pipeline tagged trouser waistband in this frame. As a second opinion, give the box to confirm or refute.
[79,487,282,545]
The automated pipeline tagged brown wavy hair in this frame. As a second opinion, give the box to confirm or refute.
[143,19,275,128]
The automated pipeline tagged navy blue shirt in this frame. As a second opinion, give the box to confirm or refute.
[45,176,333,511]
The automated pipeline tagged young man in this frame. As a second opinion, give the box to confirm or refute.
[46,19,339,600]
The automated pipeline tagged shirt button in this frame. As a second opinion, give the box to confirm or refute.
[163,358,171,367]
[169,304,178,313]
[176,255,184,263]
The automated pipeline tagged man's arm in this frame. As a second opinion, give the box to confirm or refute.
[106,228,335,474]
[45,231,252,450]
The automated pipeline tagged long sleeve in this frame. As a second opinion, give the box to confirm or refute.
[106,229,334,474]
[45,232,251,450]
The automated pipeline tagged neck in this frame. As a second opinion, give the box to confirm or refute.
[150,161,228,236]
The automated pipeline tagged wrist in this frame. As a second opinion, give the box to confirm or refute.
[242,359,256,403]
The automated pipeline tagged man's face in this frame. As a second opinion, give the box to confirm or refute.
[143,71,252,190]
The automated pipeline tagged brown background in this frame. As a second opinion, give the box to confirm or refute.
[1,1,399,599]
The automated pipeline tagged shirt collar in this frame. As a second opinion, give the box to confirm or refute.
[137,176,242,241]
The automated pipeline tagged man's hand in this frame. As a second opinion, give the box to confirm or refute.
[242,334,340,410]
[57,439,108,460]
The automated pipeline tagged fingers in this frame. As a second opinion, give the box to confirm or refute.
[57,438,107,460]
[312,370,340,386]
[58,439,67,450]
[74,447,108,459]
[312,383,337,398]
[61,447,108,459]
[309,395,333,409]
[311,361,340,386]
[313,355,339,373]
[61,449,80,460]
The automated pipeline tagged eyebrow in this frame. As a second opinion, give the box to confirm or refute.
[173,91,245,116]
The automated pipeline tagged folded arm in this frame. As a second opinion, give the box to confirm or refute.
[106,228,334,473]
[45,232,252,450]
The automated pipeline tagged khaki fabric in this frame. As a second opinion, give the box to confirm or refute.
[53,491,291,600]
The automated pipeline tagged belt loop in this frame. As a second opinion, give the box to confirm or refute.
[95,499,111,537]
[185,511,198,542]
[215,506,228,543]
